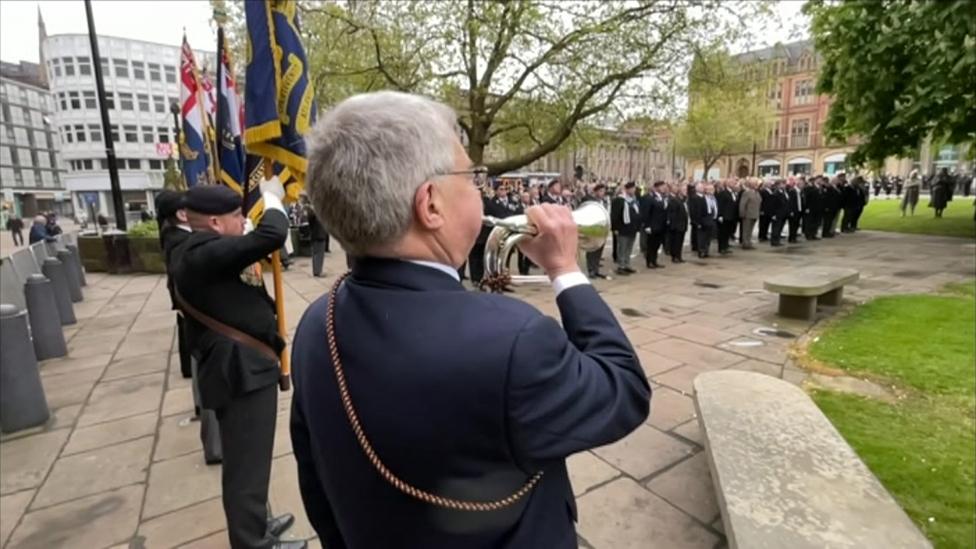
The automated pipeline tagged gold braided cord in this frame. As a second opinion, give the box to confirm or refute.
[326,272,543,511]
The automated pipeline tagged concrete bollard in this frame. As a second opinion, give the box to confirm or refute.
[24,274,68,360]
[56,250,84,303]
[41,257,76,325]
[66,243,87,286]
[0,304,50,433]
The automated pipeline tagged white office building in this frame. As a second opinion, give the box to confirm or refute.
[42,31,214,223]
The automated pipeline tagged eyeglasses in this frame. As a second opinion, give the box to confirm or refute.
[439,166,488,188]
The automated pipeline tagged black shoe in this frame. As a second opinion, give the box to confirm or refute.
[698,252,706,258]
[771,242,783,247]
[624,267,637,274]
[593,272,609,280]
[313,273,327,278]
[719,249,732,255]
[671,258,679,264]
[268,514,295,538]
[615,268,631,276]
[272,541,308,549]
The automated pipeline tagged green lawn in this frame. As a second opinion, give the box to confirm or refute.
[858,197,975,239]
[809,280,976,548]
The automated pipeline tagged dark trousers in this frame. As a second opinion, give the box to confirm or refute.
[311,240,327,276]
[468,241,487,283]
[787,213,801,242]
[645,231,664,266]
[668,230,685,260]
[717,219,736,251]
[840,207,856,232]
[851,207,864,230]
[517,252,531,276]
[585,245,604,276]
[177,314,192,379]
[217,384,277,549]
[758,214,770,241]
[690,225,698,252]
[322,231,331,252]
[737,220,744,243]
[611,232,619,263]
[822,210,837,237]
[11,230,23,246]
[803,213,820,239]
[191,357,222,463]
[770,217,786,244]
[696,223,715,255]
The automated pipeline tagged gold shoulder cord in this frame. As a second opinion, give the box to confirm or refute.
[325,272,543,511]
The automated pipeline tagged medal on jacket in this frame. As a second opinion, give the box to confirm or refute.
[240,261,264,287]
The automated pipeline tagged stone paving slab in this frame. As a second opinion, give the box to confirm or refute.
[1,230,972,548]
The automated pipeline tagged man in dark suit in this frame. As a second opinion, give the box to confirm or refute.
[822,177,842,237]
[687,183,699,252]
[802,177,822,240]
[786,179,804,243]
[292,92,650,549]
[308,208,330,278]
[172,183,303,549]
[610,181,641,275]
[467,189,498,285]
[689,183,718,258]
[839,174,859,233]
[666,184,689,263]
[757,182,773,241]
[715,180,738,255]
[768,180,790,247]
[639,180,669,268]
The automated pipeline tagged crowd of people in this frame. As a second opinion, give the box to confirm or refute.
[4,211,64,246]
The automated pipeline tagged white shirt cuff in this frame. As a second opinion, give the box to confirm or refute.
[551,271,590,297]
[262,192,286,215]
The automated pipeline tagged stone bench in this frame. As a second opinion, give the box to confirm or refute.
[693,370,931,549]
[763,267,859,319]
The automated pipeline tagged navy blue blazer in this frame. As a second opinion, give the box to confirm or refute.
[290,258,650,548]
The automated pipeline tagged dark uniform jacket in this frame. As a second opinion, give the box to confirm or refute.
[688,194,717,228]
[290,258,650,548]
[610,196,641,236]
[759,187,773,217]
[787,188,803,217]
[768,188,790,219]
[666,196,689,232]
[172,209,289,409]
[160,224,191,310]
[802,184,822,216]
[639,193,669,234]
[716,189,738,223]
[308,211,329,242]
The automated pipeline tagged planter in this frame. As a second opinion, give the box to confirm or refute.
[128,237,166,274]
[77,235,109,273]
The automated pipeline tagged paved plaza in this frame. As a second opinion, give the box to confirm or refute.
[1,230,973,549]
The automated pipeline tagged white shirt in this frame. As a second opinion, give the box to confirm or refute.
[706,195,717,217]
[407,260,589,297]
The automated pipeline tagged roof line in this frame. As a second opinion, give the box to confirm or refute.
[43,33,215,54]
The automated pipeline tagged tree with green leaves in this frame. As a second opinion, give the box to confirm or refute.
[227,0,767,176]
[804,0,976,167]
[675,46,773,178]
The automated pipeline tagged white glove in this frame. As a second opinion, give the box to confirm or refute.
[260,176,285,200]
[260,176,286,214]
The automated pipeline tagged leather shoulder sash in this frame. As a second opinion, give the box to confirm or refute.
[175,290,278,362]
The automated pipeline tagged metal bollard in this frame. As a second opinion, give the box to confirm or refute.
[0,304,50,432]
[24,274,68,360]
[56,250,83,303]
[41,257,76,325]
[66,243,87,286]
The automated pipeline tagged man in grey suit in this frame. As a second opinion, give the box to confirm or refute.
[738,179,761,249]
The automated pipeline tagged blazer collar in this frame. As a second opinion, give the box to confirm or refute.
[350,257,466,292]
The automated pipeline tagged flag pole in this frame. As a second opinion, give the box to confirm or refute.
[262,157,291,391]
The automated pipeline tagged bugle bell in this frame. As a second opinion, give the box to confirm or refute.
[482,201,610,285]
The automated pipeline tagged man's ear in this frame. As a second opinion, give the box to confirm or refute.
[413,182,445,230]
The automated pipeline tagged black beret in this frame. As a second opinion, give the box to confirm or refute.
[184,185,242,215]
[154,190,185,220]
[547,179,561,188]
[593,183,607,192]
[624,181,636,189]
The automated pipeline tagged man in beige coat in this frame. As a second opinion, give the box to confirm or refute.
[738,180,761,249]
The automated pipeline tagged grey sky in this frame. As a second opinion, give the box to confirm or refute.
[1,0,810,65]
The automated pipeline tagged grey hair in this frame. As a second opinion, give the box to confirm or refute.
[305,91,460,256]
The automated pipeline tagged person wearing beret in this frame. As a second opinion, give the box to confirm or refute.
[156,190,223,465]
[171,180,305,549]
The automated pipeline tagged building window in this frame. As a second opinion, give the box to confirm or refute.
[123,124,138,143]
[75,124,87,142]
[794,79,813,106]
[62,57,75,76]
[140,126,153,143]
[153,95,165,113]
[119,92,134,111]
[148,63,161,82]
[132,61,145,80]
[83,159,94,170]
[148,159,162,170]
[67,91,80,109]
[52,59,62,77]
[77,56,91,76]
[157,127,169,143]
[57,92,67,111]
[127,159,141,170]
[137,93,150,112]
[100,159,108,169]
[79,90,96,109]
[164,65,177,84]
[790,119,810,148]
[99,57,110,75]
[63,126,73,143]
[109,124,119,142]
[113,58,129,78]
[89,123,102,142]
[104,92,115,110]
